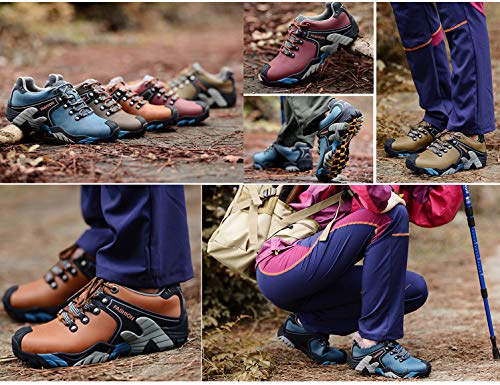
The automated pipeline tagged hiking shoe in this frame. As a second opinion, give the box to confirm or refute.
[168,63,236,108]
[6,77,119,144]
[384,121,441,158]
[126,75,209,126]
[406,131,487,176]
[12,277,189,368]
[2,245,96,323]
[253,142,313,172]
[277,314,347,365]
[349,340,431,379]
[316,99,363,182]
[258,2,358,86]
[45,74,147,139]
[106,78,178,132]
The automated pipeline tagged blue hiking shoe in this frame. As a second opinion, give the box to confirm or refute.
[6,76,119,144]
[253,142,313,172]
[316,99,363,182]
[349,340,431,379]
[277,314,347,365]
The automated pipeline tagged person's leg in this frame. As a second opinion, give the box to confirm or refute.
[75,185,113,257]
[276,96,331,147]
[296,266,428,336]
[436,2,495,135]
[96,185,194,288]
[391,3,451,130]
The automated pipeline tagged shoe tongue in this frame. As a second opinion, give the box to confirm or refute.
[295,15,307,23]
[45,73,65,87]
[143,75,155,82]
[191,62,203,74]
[108,76,125,86]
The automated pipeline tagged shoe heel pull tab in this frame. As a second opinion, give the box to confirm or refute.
[331,2,345,18]
[220,67,235,83]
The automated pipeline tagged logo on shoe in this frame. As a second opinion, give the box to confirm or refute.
[112,304,136,321]
[310,33,327,40]
[40,101,56,111]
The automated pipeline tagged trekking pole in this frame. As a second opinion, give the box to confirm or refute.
[280,96,285,125]
[462,185,500,359]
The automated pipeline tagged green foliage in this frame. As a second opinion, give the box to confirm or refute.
[202,185,275,330]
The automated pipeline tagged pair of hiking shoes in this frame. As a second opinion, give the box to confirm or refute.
[384,121,487,176]
[258,2,359,87]
[253,98,363,182]
[278,314,431,379]
[2,245,189,368]
[6,63,236,144]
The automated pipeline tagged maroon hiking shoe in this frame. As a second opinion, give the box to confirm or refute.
[259,2,358,87]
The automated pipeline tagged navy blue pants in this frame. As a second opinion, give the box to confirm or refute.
[76,186,193,288]
[391,2,495,135]
[257,205,428,341]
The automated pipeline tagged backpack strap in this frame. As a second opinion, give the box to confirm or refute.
[280,190,345,226]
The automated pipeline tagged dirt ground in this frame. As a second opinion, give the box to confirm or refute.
[244,95,374,183]
[0,21,243,183]
[243,2,374,94]
[0,186,201,381]
[376,3,500,183]
[204,187,500,380]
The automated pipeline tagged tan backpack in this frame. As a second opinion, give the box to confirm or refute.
[207,185,348,280]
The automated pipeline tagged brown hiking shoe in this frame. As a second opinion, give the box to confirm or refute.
[384,121,441,158]
[406,131,487,176]
[2,245,96,323]
[75,79,147,139]
[106,78,178,132]
[12,278,189,368]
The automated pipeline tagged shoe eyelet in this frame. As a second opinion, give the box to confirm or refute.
[102,297,109,304]
[80,260,87,266]
[57,97,62,102]
[100,106,105,110]
[69,110,74,115]
[94,100,99,104]
[136,105,141,110]
[116,92,121,96]
[110,285,119,294]
[75,116,80,121]
[89,92,94,97]
[106,112,111,116]
[50,281,58,289]
[81,316,89,324]
[70,268,77,275]
[92,307,100,315]
[129,102,134,106]
[438,153,442,157]
[61,274,68,281]
[70,324,78,332]
[291,53,295,58]
[63,104,68,108]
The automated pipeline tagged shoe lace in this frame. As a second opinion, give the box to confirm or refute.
[281,22,309,58]
[57,277,114,331]
[407,121,433,141]
[53,82,92,119]
[86,81,122,114]
[387,341,411,362]
[169,68,198,89]
[110,84,148,110]
[144,77,179,104]
[427,130,456,157]
[44,245,80,289]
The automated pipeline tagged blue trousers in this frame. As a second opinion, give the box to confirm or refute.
[257,205,428,341]
[391,3,495,135]
[76,186,193,288]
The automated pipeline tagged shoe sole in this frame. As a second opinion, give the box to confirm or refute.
[348,355,432,379]
[405,150,487,176]
[383,139,425,158]
[259,30,358,87]
[253,160,313,172]
[12,317,188,368]
[316,114,363,182]
[8,106,119,144]
[2,286,56,323]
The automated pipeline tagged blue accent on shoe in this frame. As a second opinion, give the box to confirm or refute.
[319,52,329,64]
[24,312,53,322]
[424,168,439,176]
[177,118,197,126]
[118,130,129,139]
[38,353,68,367]
[277,77,300,85]
[319,106,342,130]
[397,152,410,158]
[109,342,131,359]
[253,142,312,171]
